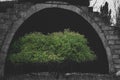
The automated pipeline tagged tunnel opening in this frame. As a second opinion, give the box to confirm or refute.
[5,8,109,75]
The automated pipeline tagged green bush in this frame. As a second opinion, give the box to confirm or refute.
[8,29,96,64]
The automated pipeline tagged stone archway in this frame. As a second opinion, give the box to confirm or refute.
[0,1,113,78]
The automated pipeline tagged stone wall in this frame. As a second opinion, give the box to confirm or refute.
[0,1,120,79]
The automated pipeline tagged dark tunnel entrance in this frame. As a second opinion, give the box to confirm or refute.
[5,8,109,74]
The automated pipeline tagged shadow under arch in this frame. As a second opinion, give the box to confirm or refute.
[5,7,109,74]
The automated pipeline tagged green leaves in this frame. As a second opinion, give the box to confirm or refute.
[8,29,96,64]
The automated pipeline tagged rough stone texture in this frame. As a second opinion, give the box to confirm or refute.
[4,73,120,80]
[0,0,120,79]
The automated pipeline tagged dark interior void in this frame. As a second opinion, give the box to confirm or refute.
[5,8,109,75]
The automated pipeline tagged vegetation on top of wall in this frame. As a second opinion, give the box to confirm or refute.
[8,29,96,64]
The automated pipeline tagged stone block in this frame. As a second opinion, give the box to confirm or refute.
[108,40,115,45]
[114,50,120,54]
[104,31,114,35]
[0,29,7,35]
[112,55,120,59]
[0,13,4,17]
[115,40,120,44]
[98,22,104,26]
[0,23,10,31]
[2,14,10,20]
[10,15,18,21]
[110,45,120,49]
[116,70,120,76]
[106,35,120,40]
[0,19,5,24]
[94,16,99,20]
[113,59,120,64]
[114,64,120,69]
[101,26,113,31]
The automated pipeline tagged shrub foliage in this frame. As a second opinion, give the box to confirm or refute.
[8,29,96,64]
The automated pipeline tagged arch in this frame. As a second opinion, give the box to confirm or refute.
[0,1,114,77]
